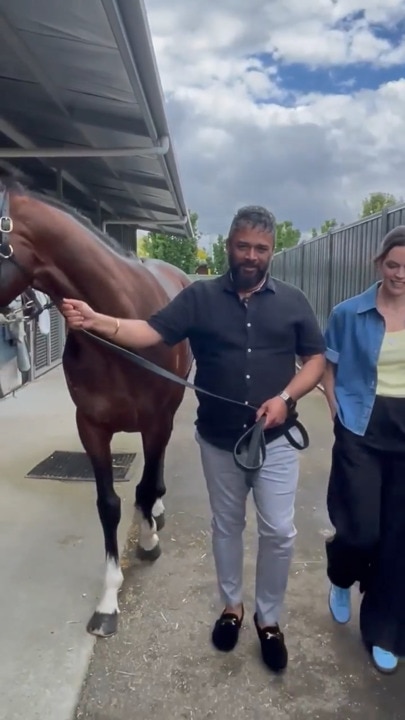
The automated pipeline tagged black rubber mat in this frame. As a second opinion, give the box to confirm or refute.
[26,451,136,482]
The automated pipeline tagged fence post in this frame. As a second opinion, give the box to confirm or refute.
[326,232,334,318]
[300,243,305,289]
[381,207,389,240]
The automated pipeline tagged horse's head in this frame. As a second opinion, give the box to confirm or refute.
[0,184,39,311]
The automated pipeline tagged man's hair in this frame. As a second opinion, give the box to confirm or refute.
[228,205,276,244]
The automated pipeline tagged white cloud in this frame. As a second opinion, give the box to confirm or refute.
[144,0,405,237]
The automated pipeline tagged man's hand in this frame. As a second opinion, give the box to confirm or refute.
[60,298,163,348]
[256,396,288,429]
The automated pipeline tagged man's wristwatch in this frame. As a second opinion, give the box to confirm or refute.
[279,391,296,411]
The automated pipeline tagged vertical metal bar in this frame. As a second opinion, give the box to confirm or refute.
[380,207,388,240]
[300,243,305,289]
[27,322,34,383]
[326,232,334,319]
[96,200,102,229]
[56,169,63,199]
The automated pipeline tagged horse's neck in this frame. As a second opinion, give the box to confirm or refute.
[33,211,138,315]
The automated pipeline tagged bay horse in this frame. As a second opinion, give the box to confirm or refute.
[0,177,193,638]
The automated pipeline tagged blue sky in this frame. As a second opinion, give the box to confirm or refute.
[254,47,405,96]
[373,18,405,43]
[145,0,405,238]
[277,62,404,95]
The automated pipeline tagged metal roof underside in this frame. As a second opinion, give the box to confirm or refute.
[0,0,193,237]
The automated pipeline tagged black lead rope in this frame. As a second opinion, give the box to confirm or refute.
[233,416,309,488]
[81,328,310,487]
[233,417,268,488]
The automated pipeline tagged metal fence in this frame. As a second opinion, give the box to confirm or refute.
[271,203,405,330]
[31,306,66,378]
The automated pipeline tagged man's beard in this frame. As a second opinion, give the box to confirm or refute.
[230,262,267,291]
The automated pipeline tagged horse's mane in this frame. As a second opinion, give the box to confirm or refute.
[0,174,138,260]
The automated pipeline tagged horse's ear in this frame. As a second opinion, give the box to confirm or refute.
[0,216,13,233]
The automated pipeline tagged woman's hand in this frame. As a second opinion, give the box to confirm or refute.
[60,298,98,330]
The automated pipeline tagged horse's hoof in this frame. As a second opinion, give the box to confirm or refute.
[154,512,165,531]
[136,542,162,562]
[87,611,118,638]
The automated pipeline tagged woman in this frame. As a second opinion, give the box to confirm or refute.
[322,225,405,674]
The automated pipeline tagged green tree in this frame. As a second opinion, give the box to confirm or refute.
[360,192,398,218]
[311,219,338,238]
[275,220,301,252]
[205,255,214,273]
[142,211,199,274]
[211,234,227,274]
[321,218,338,233]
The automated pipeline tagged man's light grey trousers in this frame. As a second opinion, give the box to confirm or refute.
[196,430,300,626]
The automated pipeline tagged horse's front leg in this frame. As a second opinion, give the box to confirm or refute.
[76,410,123,638]
[135,415,173,561]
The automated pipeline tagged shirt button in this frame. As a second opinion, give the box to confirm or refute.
[246,374,250,379]
[245,401,249,405]
[243,424,247,429]
[247,322,251,327]
[247,348,251,353]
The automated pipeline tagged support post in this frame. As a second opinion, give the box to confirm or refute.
[96,200,102,229]
[56,169,63,199]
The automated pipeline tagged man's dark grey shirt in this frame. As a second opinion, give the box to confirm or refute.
[148,272,325,451]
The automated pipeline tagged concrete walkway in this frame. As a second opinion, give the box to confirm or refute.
[0,366,142,720]
[74,388,403,720]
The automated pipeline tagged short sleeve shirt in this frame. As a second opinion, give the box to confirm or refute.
[148,272,325,450]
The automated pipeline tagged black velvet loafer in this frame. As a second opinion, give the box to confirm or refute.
[253,612,288,672]
[211,606,244,652]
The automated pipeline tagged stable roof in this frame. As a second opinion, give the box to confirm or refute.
[0,0,193,237]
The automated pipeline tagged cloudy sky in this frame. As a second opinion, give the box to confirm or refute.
[144,0,405,240]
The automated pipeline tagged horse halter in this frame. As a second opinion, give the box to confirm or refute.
[0,187,50,322]
[0,187,14,261]
[0,187,31,281]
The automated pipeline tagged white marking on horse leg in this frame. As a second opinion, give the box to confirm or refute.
[136,509,159,551]
[96,556,124,615]
[152,498,165,518]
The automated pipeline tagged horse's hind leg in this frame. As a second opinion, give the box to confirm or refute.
[76,410,123,638]
[135,414,173,560]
